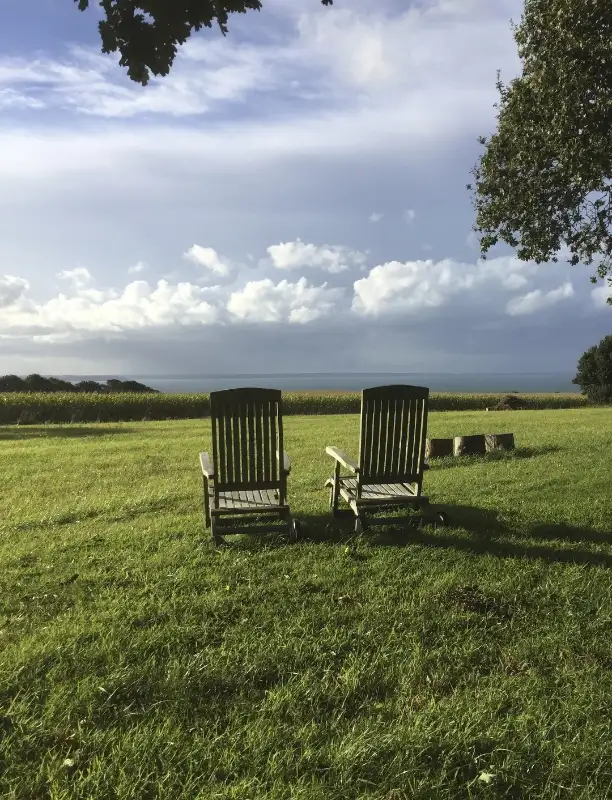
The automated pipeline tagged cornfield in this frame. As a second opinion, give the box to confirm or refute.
[0,391,589,425]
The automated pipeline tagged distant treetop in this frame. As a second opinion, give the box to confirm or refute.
[0,374,159,393]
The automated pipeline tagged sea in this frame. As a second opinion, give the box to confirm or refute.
[56,373,580,394]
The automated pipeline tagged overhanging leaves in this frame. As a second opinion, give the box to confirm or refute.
[76,0,333,85]
[468,0,612,303]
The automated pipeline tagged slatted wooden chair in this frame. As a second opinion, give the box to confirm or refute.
[199,388,299,545]
[325,385,447,533]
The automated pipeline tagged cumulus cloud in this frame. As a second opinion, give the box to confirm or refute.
[506,283,575,316]
[369,212,383,223]
[267,239,366,273]
[184,245,233,278]
[0,278,220,340]
[352,255,572,317]
[403,209,416,224]
[592,283,612,308]
[128,261,147,275]
[352,257,482,316]
[57,267,94,289]
[0,275,29,308]
[227,277,342,323]
[0,246,591,346]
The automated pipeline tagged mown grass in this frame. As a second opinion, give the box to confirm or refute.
[1,409,611,799]
[0,390,588,424]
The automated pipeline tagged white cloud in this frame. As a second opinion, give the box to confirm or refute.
[506,282,575,316]
[369,212,383,223]
[184,245,233,277]
[352,255,572,317]
[296,2,520,102]
[592,283,612,308]
[266,239,366,273]
[227,276,342,323]
[0,278,220,339]
[403,208,416,223]
[0,275,29,308]
[128,261,147,275]
[57,267,94,289]
[0,87,45,110]
[0,40,277,119]
[353,259,459,316]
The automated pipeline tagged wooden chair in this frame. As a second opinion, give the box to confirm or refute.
[325,385,446,533]
[199,388,299,545]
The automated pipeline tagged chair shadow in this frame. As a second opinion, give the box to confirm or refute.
[218,504,612,569]
[429,445,560,470]
[0,426,135,440]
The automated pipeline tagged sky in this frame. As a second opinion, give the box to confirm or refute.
[0,0,609,377]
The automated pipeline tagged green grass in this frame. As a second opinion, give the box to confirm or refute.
[1,409,612,799]
[0,390,588,424]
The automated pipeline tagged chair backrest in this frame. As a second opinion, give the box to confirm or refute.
[210,388,285,496]
[358,385,429,486]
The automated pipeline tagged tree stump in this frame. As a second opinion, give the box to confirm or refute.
[485,433,515,452]
[454,434,486,456]
[426,438,454,458]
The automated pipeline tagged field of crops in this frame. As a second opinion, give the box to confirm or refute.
[0,390,589,424]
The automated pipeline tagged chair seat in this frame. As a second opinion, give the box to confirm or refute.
[333,476,424,505]
[211,488,286,514]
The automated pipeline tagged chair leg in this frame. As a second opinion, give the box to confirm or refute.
[202,476,211,529]
[211,516,224,547]
[329,461,341,515]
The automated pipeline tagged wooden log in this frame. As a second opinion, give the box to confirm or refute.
[485,433,515,452]
[454,434,486,456]
[426,437,454,458]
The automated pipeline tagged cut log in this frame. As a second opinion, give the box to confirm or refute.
[454,434,486,457]
[426,437,454,459]
[485,433,515,452]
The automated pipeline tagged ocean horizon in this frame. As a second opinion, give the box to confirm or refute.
[52,372,581,394]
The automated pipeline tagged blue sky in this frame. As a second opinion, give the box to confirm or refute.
[0,0,609,376]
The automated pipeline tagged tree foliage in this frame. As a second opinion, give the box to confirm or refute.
[0,374,158,393]
[468,0,612,301]
[76,0,333,85]
[573,334,612,403]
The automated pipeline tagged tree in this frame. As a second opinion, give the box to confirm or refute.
[468,0,612,302]
[573,334,612,403]
[76,0,333,85]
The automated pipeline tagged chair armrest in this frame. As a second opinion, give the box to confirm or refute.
[277,450,291,474]
[325,446,358,473]
[199,452,215,479]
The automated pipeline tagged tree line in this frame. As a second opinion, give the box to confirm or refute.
[0,374,158,393]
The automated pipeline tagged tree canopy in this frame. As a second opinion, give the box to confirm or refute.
[0,374,158,393]
[468,0,612,302]
[573,335,612,403]
[76,0,333,85]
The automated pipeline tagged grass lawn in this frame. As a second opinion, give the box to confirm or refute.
[1,409,612,799]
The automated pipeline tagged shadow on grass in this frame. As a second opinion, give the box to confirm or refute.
[429,445,560,469]
[0,426,135,440]
[215,505,612,568]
